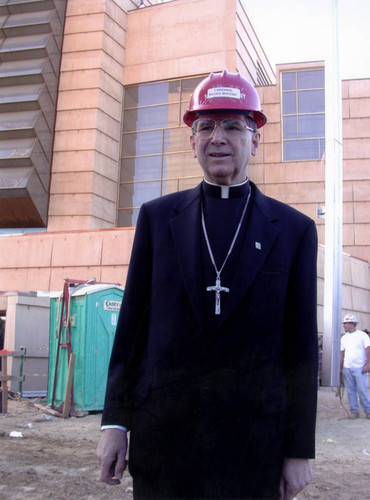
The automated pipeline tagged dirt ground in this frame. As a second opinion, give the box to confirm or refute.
[0,386,369,500]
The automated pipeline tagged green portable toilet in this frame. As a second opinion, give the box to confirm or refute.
[47,284,124,412]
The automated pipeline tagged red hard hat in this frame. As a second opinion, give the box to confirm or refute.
[183,70,267,128]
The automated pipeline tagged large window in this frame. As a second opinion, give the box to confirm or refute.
[118,76,205,226]
[281,69,325,161]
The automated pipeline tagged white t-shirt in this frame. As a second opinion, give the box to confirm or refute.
[341,329,370,369]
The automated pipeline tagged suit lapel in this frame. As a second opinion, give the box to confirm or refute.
[170,185,204,327]
[220,187,280,326]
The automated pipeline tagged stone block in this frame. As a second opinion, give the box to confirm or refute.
[49,172,94,194]
[347,79,370,98]
[64,12,105,34]
[343,159,370,181]
[61,50,103,72]
[353,180,370,201]
[342,284,353,309]
[343,223,355,246]
[351,257,370,290]
[101,265,128,287]
[342,253,352,285]
[352,287,370,313]
[51,232,103,267]
[355,223,370,245]
[57,89,100,109]
[354,202,370,223]
[101,229,135,266]
[63,32,104,53]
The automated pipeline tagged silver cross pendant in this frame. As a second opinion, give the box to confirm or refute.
[206,276,230,315]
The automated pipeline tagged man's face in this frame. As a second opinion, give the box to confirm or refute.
[343,322,356,333]
[190,112,260,186]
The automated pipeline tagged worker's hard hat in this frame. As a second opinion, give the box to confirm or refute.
[183,70,267,129]
[343,314,358,324]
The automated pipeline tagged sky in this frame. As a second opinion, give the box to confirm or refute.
[245,0,370,80]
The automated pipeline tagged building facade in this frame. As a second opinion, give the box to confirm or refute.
[0,0,369,328]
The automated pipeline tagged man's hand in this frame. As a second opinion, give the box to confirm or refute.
[96,428,128,485]
[279,458,312,500]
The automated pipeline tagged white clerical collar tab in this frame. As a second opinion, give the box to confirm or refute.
[207,87,241,99]
[220,186,230,199]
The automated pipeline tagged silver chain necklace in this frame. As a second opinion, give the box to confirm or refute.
[201,187,251,315]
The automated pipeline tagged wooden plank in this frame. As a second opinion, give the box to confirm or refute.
[62,353,76,419]
[34,403,63,418]
[0,375,24,382]
[0,351,23,357]
[1,356,8,413]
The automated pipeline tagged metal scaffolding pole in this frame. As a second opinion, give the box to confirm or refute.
[321,0,343,387]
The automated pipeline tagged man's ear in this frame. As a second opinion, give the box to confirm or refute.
[190,135,197,157]
[251,131,260,156]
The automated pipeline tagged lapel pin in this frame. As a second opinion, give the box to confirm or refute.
[255,241,262,250]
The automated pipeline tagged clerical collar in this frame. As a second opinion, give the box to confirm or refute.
[202,178,250,199]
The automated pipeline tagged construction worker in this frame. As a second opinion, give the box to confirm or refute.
[340,313,370,419]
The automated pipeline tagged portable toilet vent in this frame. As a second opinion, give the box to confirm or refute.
[47,283,124,413]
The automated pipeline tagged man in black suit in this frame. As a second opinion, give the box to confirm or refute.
[97,70,318,500]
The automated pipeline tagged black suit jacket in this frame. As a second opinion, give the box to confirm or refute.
[102,181,318,492]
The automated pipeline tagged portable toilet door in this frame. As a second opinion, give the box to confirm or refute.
[82,285,123,411]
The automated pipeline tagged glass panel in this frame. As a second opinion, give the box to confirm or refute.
[319,138,325,159]
[298,89,325,113]
[122,130,163,156]
[282,92,296,114]
[161,178,179,195]
[284,139,319,161]
[119,76,213,226]
[168,80,181,103]
[298,114,325,138]
[123,104,178,131]
[119,180,161,208]
[118,182,134,209]
[162,152,202,179]
[117,207,140,227]
[283,116,297,139]
[163,127,192,153]
[130,82,169,107]
[120,156,162,182]
[297,70,324,89]
[122,108,139,133]
[178,176,203,191]
[281,72,296,91]
[124,86,139,109]
[181,76,205,101]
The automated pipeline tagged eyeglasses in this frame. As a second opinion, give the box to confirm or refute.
[192,118,256,139]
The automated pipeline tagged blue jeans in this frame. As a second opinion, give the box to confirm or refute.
[343,367,370,414]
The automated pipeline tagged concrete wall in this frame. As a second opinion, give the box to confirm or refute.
[316,245,370,338]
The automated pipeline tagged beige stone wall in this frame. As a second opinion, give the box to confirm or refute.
[48,0,130,231]
[253,63,370,263]
[0,228,135,293]
[342,79,370,262]
[1,234,368,338]
[123,0,239,85]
